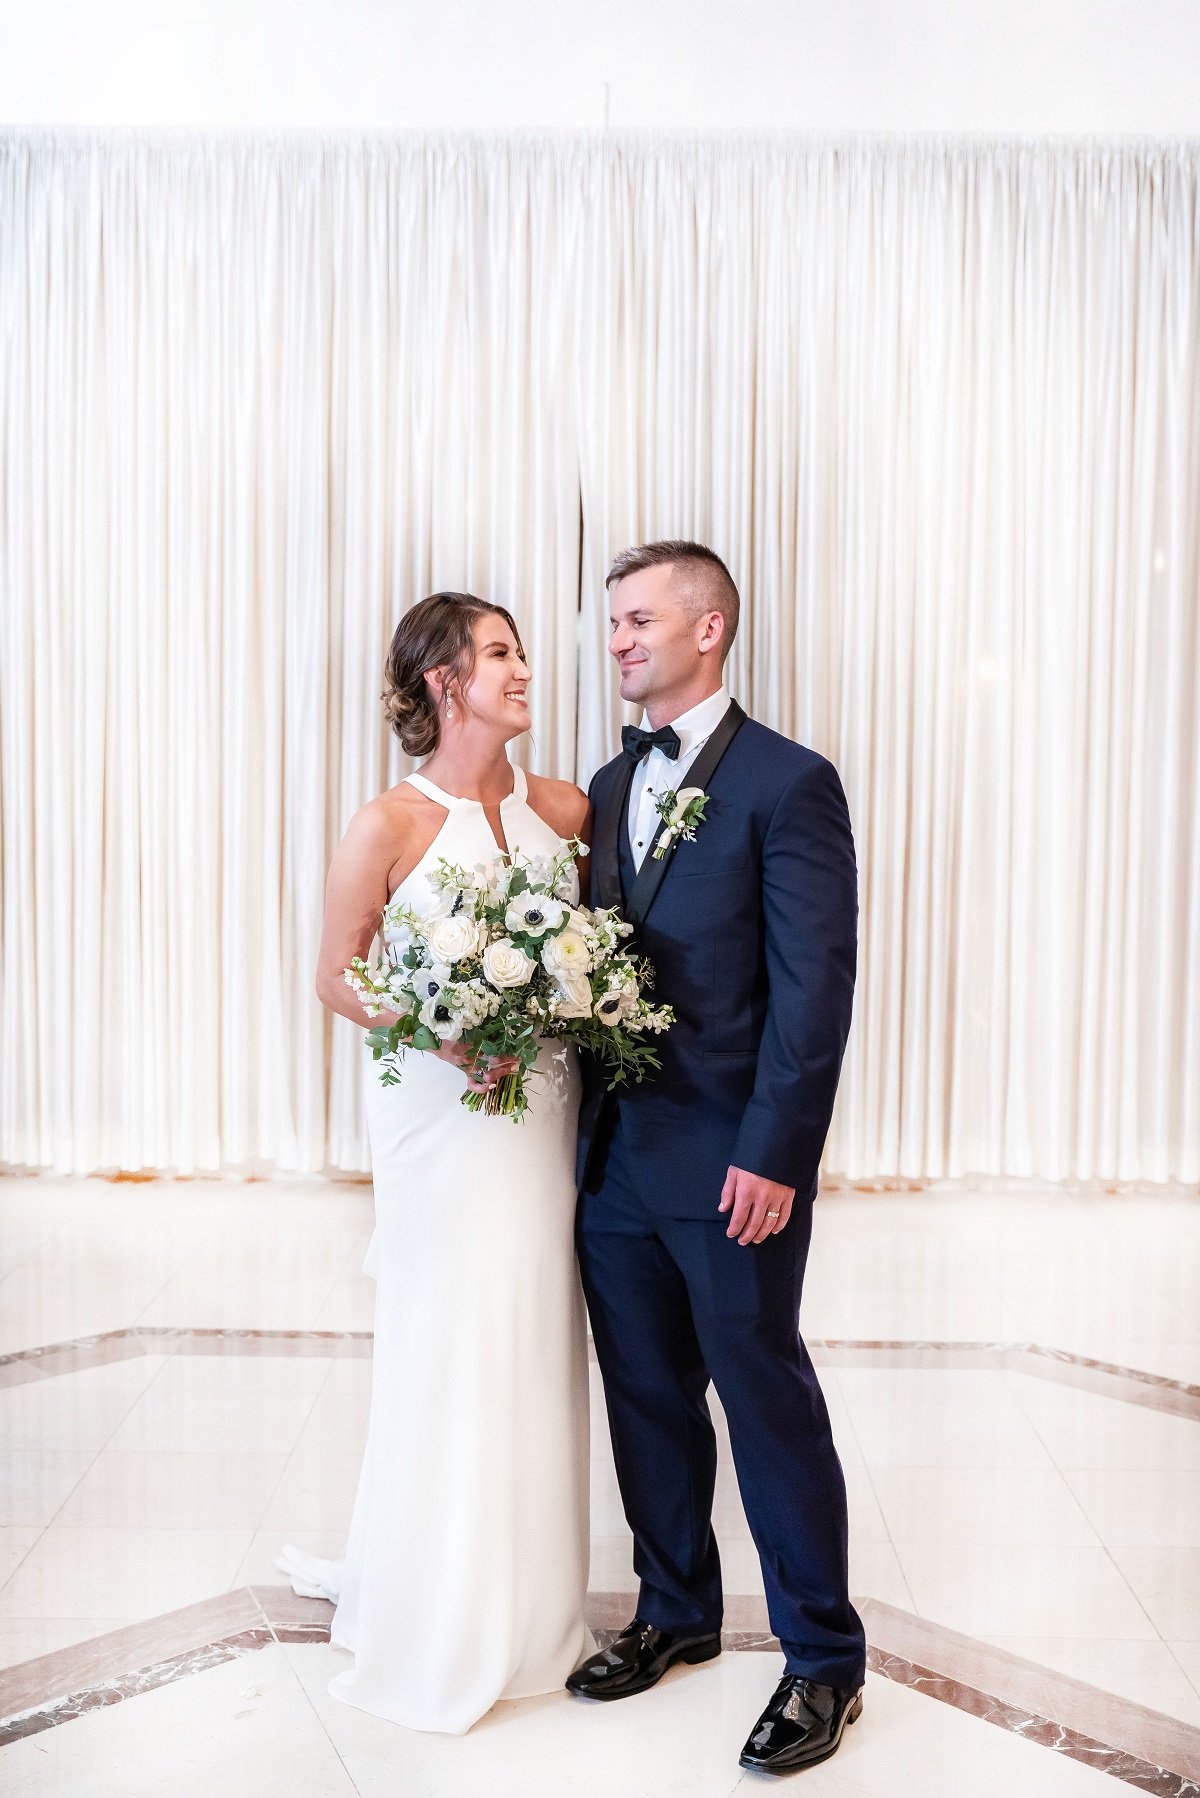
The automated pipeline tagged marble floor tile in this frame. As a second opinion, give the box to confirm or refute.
[893,1544,1159,1640]
[134,1277,342,1331]
[833,1291,1024,1340]
[259,1455,363,1532]
[233,1528,347,1589]
[0,1526,253,1622]
[285,1643,1122,1798]
[1074,1342,1200,1384]
[769,1669,1149,1798]
[0,1303,150,1359]
[289,1391,371,1459]
[980,1634,1200,1725]
[54,1449,290,1530]
[0,1383,145,1452]
[0,1451,98,1527]
[310,1278,377,1332]
[1108,1546,1200,1641]
[1169,1638,1200,1694]
[37,1355,174,1395]
[0,1614,128,1671]
[1062,1469,1200,1547]
[848,1542,917,1612]
[0,1528,42,1586]
[320,1355,375,1395]
[106,1386,319,1456]
[847,1401,1057,1470]
[870,1465,1102,1547]
[832,1367,1018,1407]
[0,1643,358,1797]
[146,1353,337,1397]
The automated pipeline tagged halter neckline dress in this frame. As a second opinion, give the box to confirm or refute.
[287,763,591,1735]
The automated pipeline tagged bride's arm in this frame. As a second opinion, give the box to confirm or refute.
[315,798,519,1090]
[315,801,403,1030]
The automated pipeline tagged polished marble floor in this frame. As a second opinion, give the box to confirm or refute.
[1,1174,1198,1794]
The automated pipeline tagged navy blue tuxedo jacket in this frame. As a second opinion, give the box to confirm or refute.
[576,708,857,1216]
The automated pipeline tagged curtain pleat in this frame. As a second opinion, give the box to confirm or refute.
[1,131,1196,1183]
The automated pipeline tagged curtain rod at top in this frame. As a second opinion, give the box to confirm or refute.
[2,124,1198,158]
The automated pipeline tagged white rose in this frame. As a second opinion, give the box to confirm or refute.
[541,928,591,977]
[669,785,705,824]
[552,974,594,1020]
[482,937,537,989]
[422,914,483,965]
[504,892,566,938]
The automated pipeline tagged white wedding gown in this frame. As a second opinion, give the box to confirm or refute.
[282,765,592,1735]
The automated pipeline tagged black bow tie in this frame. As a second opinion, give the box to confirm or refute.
[621,724,681,763]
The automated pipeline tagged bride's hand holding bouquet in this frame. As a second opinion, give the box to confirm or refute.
[345,838,673,1119]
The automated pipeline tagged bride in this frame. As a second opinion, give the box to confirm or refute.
[285,590,593,1735]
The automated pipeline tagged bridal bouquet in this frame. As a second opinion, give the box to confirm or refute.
[344,839,673,1119]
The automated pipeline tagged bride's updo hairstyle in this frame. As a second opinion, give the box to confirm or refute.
[382,591,526,758]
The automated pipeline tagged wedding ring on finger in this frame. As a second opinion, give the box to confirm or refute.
[766,1209,780,1219]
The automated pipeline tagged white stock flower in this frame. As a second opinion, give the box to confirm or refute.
[504,892,566,938]
[482,937,537,989]
[552,974,594,1020]
[541,928,591,977]
[473,861,508,903]
[422,914,484,965]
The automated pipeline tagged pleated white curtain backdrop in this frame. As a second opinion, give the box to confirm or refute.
[2,131,1197,1184]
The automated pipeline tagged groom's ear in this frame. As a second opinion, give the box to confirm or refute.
[696,611,726,658]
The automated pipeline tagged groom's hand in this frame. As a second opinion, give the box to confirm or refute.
[719,1166,795,1245]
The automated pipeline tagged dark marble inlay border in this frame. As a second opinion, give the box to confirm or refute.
[4,1586,1200,1793]
[2,1326,1197,1419]
[861,1599,1200,1795]
[0,1587,333,1746]
[868,1649,1200,1796]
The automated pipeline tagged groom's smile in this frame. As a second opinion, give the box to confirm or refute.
[608,560,728,721]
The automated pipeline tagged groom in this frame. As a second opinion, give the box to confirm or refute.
[568,541,865,1775]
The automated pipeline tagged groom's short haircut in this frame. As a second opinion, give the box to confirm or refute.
[605,539,740,661]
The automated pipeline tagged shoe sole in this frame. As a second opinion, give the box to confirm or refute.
[566,1639,722,1702]
[738,1690,863,1775]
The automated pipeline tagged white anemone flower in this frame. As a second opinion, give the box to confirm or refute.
[504,892,566,938]
[419,991,463,1042]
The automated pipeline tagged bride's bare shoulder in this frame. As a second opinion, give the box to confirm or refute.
[337,782,438,867]
[525,773,589,839]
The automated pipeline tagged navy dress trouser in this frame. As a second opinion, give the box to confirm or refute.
[577,1117,866,1689]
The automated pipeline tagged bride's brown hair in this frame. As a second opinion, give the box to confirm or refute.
[382,592,526,758]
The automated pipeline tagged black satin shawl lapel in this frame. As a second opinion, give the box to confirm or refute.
[624,699,747,932]
[592,755,636,912]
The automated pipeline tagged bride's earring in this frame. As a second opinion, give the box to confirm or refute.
[444,693,454,719]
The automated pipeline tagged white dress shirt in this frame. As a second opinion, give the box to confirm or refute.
[627,685,731,871]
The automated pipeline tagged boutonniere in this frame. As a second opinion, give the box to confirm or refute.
[651,786,709,861]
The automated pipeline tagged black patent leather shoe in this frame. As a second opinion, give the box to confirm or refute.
[565,1617,721,1701]
[738,1676,863,1774]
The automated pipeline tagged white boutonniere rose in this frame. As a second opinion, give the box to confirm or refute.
[481,937,537,989]
[651,786,710,861]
